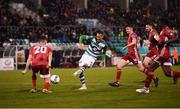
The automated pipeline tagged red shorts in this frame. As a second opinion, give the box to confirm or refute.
[32,65,50,78]
[122,52,141,65]
[146,50,159,58]
[158,47,171,64]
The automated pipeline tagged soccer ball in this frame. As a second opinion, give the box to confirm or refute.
[50,75,60,84]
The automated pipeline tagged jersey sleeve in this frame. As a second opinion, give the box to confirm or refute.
[131,33,137,39]
[29,46,34,55]
[79,35,95,43]
[165,29,174,39]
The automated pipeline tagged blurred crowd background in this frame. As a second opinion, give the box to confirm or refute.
[0,0,179,45]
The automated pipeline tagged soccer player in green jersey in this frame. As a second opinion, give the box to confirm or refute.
[73,30,107,90]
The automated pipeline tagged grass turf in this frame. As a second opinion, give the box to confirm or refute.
[0,66,180,108]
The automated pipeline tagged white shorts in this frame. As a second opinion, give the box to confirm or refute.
[40,74,51,79]
[79,54,97,67]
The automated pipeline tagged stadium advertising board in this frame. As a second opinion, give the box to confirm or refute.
[76,18,98,28]
[0,58,14,70]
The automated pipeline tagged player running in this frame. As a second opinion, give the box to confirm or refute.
[109,25,155,93]
[73,30,107,90]
[136,18,180,93]
[21,35,53,93]
[142,22,160,87]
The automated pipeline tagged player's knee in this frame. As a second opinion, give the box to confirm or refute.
[162,64,172,77]
[32,74,37,80]
[143,61,149,67]
[117,65,122,70]
[139,67,145,72]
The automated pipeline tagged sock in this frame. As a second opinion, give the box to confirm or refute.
[44,82,50,89]
[32,74,37,89]
[143,67,149,76]
[145,73,154,88]
[116,69,122,83]
[79,73,85,85]
[172,71,180,77]
[79,67,85,74]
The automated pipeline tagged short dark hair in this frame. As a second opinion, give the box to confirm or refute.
[96,29,104,35]
[39,35,48,40]
[125,23,133,28]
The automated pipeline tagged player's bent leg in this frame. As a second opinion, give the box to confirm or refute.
[143,56,152,68]
[142,57,159,87]
[161,64,172,77]
[109,59,129,87]
[73,66,86,77]
[161,64,179,84]
[136,62,155,92]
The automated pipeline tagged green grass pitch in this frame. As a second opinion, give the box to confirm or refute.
[0,66,180,108]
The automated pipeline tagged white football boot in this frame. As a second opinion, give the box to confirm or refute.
[136,87,150,94]
[79,84,87,90]
[29,88,37,93]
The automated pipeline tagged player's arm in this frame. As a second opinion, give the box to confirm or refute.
[122,37,136,50]
[21,54,32,74]
[143,40,150,46]
[48,51,53,68]
[164,32,179,44]
[100,45,110,67]
[78,35,94,49]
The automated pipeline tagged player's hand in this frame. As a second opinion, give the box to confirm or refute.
[122,46,126,50]
[21,69,27,75]
[78,43,85,50]
[46,64,51,68]
[143,40,150,46]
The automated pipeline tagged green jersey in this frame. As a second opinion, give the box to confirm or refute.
[79,35,107,58]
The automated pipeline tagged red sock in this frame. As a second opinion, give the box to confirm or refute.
[145,74,154,88]
[172,71,180,77]
[44,82,50,89]
[32,75,37,88]
[116,69,122,83]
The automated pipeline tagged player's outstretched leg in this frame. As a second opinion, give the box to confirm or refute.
[161,65,180,84]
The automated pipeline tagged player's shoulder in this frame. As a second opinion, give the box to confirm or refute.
[45,44,53,51]
[99,40,107,47]
[131,32,138,38]
[30,44,37,49]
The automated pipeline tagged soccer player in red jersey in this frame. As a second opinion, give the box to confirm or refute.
[142,23,160,87]
[157,18,180,83]
[109,25,154,93]
[136,18,180,93]
[21,35,53,93]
